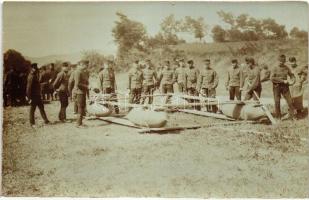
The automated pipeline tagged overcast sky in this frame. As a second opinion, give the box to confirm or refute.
[3,1,308,57]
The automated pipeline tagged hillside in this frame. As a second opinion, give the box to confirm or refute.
[25,52,82,66]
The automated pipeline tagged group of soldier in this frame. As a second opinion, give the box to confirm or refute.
[7,53,309,128]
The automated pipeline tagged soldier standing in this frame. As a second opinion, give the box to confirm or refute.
[98,60,119,113]
[270,54,296,120]
[197,59,219,112]
[158,60,175,94]
[128,60,144,104]
[225,59,243,100]
[74,60,89,127]
[141,59,157,104]
[174,58,187,93]
[49,63,57,100]
[39,66,50,100]
[243,58,262,100]
[186,60,199,96]
[68,64,78,115]
[53,62,70,122]
[26,63,50,128]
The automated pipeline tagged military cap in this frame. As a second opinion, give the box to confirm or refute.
[248,58,255,65]
[231,59,238,63]
[62,62,69,67]
[187,60,194,64]
[289,57,296,62]
[279,54,286,59]
[31,63,38,68]
[81,60,89,66]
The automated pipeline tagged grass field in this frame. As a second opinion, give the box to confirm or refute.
[2,39,309,197]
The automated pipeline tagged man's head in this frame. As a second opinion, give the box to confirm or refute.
[31,63,38,71]
[165,60,170,67]
[246,58,255,68]
[80,60,89,70]
[62,62,69,72]
[187,60,194,67]
[279,54,286,65]
[232,59,238,68]
[204,59,211,69]
[50,63,55,70]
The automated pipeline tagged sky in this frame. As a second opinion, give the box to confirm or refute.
[3,1,308,58]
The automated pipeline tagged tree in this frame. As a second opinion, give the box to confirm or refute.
[217,10,235,28]
[290,27,308,40]
[183,16,207,41]
[160,14,182,36]
[3,49,31,73]
[81,50,106,72]
[211,25,226,42]
[112,12,147,54]
[261,18,288,39]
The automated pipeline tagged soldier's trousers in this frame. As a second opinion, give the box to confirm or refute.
[103,87,119,113]
[141,85,155,104]
[187,87,200,110]
[72,93,78,114]
[177,83,186,93]
[58,91,69,121]
[201,88,217,113]
[244,85,262,101]
[229,86,241,100]
[129,88,142,104]
[29,96,49,125]
[75,94,86,126]
[273,83,295,118]
[162,84,174,94]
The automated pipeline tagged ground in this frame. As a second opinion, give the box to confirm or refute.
[2,94,309,197]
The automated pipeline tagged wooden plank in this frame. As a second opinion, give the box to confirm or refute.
[179,109,236,121]
[97,117,141,128]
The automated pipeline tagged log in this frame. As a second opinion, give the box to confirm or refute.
[179,109,236,121]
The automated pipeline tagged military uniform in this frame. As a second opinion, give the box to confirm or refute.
[141,66,157,104]
[270,64,295,118]
[226,66,243,100]
[197,68,219,112]
[26,67,49,125]
[98,67,119,113]
[39,69,50,100]
[128,67,143,104]
[68,69,78,114]
[186,67,199,95]
[243,67,261,100]
[49,68,57,100]
[53,70,69,121]
[174,66,187,92]
[73,68,89,126]
[159,67,175,94]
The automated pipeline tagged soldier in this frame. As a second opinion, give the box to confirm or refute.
[158,60,175,94]
[68,63,78,114]
[26,63,50,127]
[270,54,296,120]
[141,59,157,104]
[53,62,70,122]
[18,72,29,105]
[98,60,119,113]
[4,68,19,106]
[174,58,187,93]
[186,60,199,96]
[243,58,261,100]
[74,60,89,127]
[289,57,307,117]
[39,65,50,100]
[197,59,219,112]
[48,63,57,100]
[226,59,243,100]
[128,60,144,104]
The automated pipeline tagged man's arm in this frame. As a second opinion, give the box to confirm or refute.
[26,74,33,99]
[53,72,63,90]
[213,71,219,89]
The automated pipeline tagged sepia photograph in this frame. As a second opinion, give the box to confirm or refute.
[1,1,309,197]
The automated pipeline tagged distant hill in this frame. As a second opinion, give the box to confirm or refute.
[25,52,82,66]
